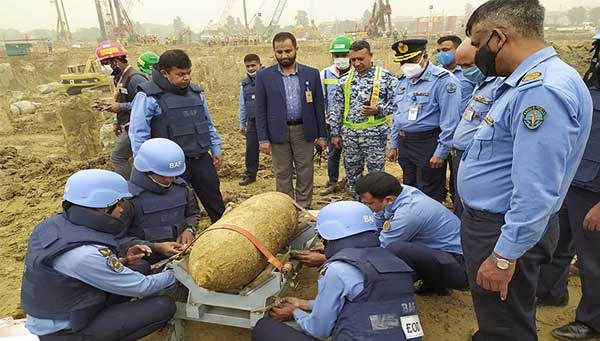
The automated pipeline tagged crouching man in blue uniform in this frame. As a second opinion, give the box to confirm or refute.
[21,169,177,340]
[119,138,200,266]
[356,171,468,295]
[252,201,422,341]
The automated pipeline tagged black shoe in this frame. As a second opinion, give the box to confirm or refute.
[552,321,600,341]
[239,177,256,186]
[414,281,452,296]
[536,292,569,307]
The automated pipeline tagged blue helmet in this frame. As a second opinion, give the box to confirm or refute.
[63,169,132,208]
[133,138,186,177]
[316,201,378,241]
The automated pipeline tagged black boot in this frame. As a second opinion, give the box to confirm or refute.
[552,322,600,341]
[536,291,569,307]
[239,176,256,186]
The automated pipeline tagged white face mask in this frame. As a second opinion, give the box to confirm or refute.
[101,64,113,76]
[401,57,425,79]
[247,71,257,77]
[334,57,350,71]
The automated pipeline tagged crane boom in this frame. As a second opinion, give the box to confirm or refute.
[95,0,137,41]
[53,0,71,43]
[264,0,288,38]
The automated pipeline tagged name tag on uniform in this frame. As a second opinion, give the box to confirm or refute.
[463,108,474,122]
[305,90,313,103]
[408,103,419,121]
[400,315,424,339]
[251,94,255,99]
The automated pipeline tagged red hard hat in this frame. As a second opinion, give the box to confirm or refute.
[95,40,127,61]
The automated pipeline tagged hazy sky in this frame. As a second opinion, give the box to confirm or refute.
[1,0,598,32]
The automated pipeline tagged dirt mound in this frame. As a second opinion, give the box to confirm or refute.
[57,94,103,161]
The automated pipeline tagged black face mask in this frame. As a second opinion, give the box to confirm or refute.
[475,31,503,77]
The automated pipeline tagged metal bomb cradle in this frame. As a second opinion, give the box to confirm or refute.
[167,219,318,340]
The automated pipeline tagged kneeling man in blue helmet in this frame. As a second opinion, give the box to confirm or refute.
[119,138,200,266]
[21,169,176,340]
[252,201,422,341]
[356,171,468,295]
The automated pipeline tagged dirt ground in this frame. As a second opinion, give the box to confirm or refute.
[0,36,594,340]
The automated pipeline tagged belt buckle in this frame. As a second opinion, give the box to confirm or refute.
[400,130,406,137]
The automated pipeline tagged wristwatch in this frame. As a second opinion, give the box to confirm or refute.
[490,252,515,270]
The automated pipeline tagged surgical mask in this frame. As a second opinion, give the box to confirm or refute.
[436,51,455,67]
[247,71,257,77]
[401,57,425,79]
[334,57,350,71]
[475,32,503,77]
[374,211,386,227]
[462,65,486,83]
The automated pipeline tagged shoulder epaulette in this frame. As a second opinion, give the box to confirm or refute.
[434,69,451,79]
[517,70,545,92]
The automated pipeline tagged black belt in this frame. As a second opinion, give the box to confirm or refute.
[450,252,465,266]
[399,127,441,138]
[287,119,303,126]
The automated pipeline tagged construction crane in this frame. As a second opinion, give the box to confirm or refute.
[364,0,393,37]
[263,0,288,38]
[94,0,137,42]
[51,0,71,43]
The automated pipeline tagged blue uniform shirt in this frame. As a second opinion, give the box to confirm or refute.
[458,47,593,259]
[320,65,344,117]
[391,62,462,159]
[278,64,302,121]
[452,77,504,151]
[451,65,476,115]
[293,261,364,339]
[129,91,222,156]
[25,244,176,336]
[238,85,247,129]
[377,185,463,254]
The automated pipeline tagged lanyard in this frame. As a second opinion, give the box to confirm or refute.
[113,65,132,101]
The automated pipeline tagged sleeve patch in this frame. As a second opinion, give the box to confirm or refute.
[522,106,546,130]
[106,254,124,273]
[447,83,457,94]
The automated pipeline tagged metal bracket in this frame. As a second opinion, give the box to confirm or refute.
[170,223,317,338]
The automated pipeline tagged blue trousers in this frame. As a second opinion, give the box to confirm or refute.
[386,240,468,290]
[252,317,317,341]
[326,124,342,185]
[451,149,464,217]
[245,118,260,179]
[461,206,559,341]
[538,186,600,331]
[396,128,446,203]
[182,153,225,223]
[39,296,176,341]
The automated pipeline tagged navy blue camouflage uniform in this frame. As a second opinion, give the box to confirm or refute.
[329,65,397,194]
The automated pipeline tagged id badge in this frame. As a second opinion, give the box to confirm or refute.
[305,90,313,103]
[408,103,419,121]
[463,108,474,122]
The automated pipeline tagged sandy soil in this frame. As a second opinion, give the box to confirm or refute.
[0,36,594,340]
